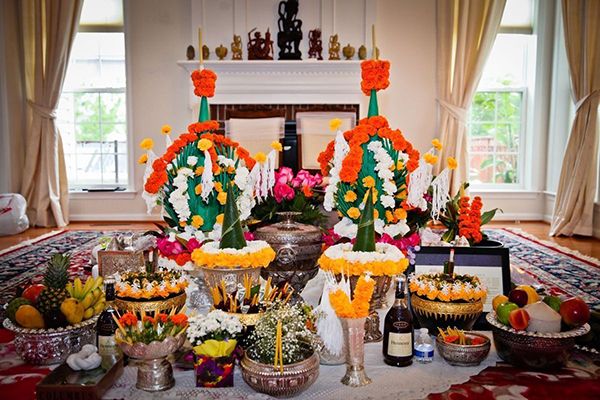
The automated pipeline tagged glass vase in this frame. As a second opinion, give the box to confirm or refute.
[340,317,372,387]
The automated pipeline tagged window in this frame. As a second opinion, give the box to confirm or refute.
[57,0,128,190]
[468,0,534,187]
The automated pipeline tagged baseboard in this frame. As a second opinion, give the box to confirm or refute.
[69,213,162,222]
[490,212,545,221]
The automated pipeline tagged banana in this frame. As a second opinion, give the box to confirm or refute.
[74,278,83,299]
[91,276,103,292]
[83,307,94,320]
[92,288,102,303]
[66,282,74,297]
[80,277,94,298]
[93,301,105,315]
[81,292,95,309]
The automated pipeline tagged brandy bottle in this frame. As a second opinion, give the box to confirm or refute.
[383,275,413,367]
[96,282,121,357]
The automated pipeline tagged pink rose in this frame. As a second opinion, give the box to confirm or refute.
[274,182,295,203]
[156,237,184,256]
[292,170,323,188]
[275,167,294,185]
[243,231,255,241]
[186,237,202,251]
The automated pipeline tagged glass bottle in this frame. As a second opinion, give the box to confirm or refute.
[382,275,413,367]
[96,282,121,357]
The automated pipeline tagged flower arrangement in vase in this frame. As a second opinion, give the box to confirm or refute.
[251,166,325,227]
[408,249,487,332]
[187,310,243,387]
[145,224,204,271]
[241,302,320,397]
[438,182,501,245]
[114,310,188,391]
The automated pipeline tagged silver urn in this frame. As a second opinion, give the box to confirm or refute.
[254,212,322,297]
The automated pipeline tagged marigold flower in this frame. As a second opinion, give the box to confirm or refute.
[198,138,213,151]
[216,213,224,225]
[179,221,187,227]
[385,210,395,222]
[195,166,204,176]
[423,153,438,165]
[191,215,204,228]
[431,138,443,151]
[119,312,138,327]
[348,207,361,220]
[217,191,227,205]
[329,118,342,131]
[254,152,267,163]
[161,124,172,135]
[171,313,189,327]
[139,138,154,150]
[138,154,148,164]
[447,156,458,170]
[344,190,357,202]
[271,141,283,151]
[397,160,404,170]
[195,184,202,195]
[362,176,376,188]
[394,208,407,220]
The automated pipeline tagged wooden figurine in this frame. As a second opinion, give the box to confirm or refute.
[231,34,243,60]
[248,28,273,60]
[343,44,355,60]
[308,29,323,60]
[277,0,303,60]
[358,45,367,60]
[216,44,228,60]
[328,34,340,60]
[186,45,195,60]
[202,45,210,60]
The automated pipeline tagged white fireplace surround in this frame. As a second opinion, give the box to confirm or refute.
[177,60,363,107]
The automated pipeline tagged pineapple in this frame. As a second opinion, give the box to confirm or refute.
[37,253,71,317]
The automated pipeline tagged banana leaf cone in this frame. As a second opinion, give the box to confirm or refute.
[353,188,376,252]
[367,89,379,117]
[219,184,247,250]
[198,96,210,122]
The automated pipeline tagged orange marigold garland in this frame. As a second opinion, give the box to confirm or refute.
[360,60,390,96]
[191,69,217,98]
[329,274,376,319]
[458,196,483,243]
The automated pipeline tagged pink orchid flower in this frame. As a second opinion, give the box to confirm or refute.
[156,237,184,256]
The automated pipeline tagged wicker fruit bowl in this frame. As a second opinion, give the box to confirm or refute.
[486,312,590,370]
[3,316,98,365]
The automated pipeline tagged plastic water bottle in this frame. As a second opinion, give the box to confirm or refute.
[414,328,434,363]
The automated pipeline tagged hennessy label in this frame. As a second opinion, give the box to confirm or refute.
[387,332,413,357]
[98,335,120,356]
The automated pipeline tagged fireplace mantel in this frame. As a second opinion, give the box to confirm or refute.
[177,60,363,106]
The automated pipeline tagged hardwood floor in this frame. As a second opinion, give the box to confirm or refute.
[0,220,598,259]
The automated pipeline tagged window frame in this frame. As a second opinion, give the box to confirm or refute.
[61,0,133,193]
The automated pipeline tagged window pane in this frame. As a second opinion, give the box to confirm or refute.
[74,93,100,124]
[80,0,123,27]
[496,154,518,184]
[100,93,126,123]
[501,0,533,30]
[478,34,529,89]
[470,154,495,184]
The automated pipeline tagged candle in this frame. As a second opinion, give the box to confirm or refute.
[198,27,203,66]
[372,24,377,60]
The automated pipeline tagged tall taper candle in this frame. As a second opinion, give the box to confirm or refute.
[198,27,203,66]
[372,24,377,60]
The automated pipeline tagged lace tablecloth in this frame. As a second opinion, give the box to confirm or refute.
[105,331,499,400]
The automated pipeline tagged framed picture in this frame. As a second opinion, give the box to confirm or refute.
[97,250,145,278]
[409,246,511,313]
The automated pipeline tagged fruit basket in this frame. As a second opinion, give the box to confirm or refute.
[3,316,98,365]
[486,312,590,370]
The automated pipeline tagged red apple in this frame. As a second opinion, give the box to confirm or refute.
[22,284,45,304]
[559,297,590,327]
[508,289,528,308]
[508,308,530,331]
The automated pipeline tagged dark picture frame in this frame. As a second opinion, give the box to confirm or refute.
[408,246,511,314]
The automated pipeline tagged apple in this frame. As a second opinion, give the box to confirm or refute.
[543,295,562,313]
[22,284,45,304]
[497,302,519,325]
[508,308,530,331]
[508,289,528,308]
[559,297,590,327]
[492,294,509,312]
[515,285,540,304]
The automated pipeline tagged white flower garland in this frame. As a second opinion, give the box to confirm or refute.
[323,242,405,264]
[200,240,271,255]
[168,167,194,222]
[324,129,350,211]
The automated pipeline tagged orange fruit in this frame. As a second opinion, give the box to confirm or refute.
[492,294,509,312]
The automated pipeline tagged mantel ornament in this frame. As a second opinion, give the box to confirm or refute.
[231,34,243,60]
[308,29,323,60]
[248,28,274,60]
[186,45,195,60]
[328,34,340,60]
[277,0,303,60]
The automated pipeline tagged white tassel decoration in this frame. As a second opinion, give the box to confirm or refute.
[200,150,214,202]
[430,167,451,221]
[142,150,158,213]
[407,155,433,210]
[315,272,344,356]
[267,150,276,195]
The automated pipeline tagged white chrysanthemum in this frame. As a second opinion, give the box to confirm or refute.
[333,217,358,239]
[187,156,198,166]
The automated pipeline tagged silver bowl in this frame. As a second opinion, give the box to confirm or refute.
[3,317,98,365]
[435,332,491,366]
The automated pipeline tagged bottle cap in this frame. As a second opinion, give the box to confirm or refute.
[420,327,428,334]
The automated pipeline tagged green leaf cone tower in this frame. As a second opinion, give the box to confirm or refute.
[353,188,376,252]
[219,184,247,250]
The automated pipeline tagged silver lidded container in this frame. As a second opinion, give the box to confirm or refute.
[254,212,322,297]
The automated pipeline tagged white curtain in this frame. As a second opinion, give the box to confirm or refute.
[435,0,506,194]
[550,0,600,237]
[19,0,82,227]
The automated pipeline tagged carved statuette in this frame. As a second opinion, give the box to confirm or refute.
[231,34,243,60]
[202,45,210,60]
[358,45,367,60]
[308,29,323,60]
[186,45,195,60]
[248,28,274,60]
[277,0,303,60]
[328,34,340,60]
[216,44,228,60]
[343,43,355,60]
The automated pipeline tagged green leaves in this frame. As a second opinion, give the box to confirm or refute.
[219,184,247,250]
[353,188,376,252]
[368,89,379,117]
[481,208,502,226]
